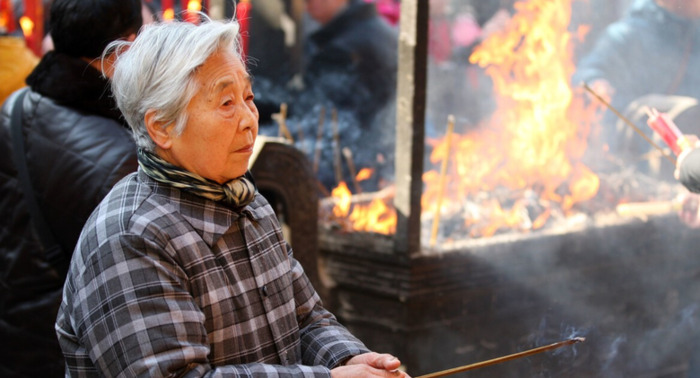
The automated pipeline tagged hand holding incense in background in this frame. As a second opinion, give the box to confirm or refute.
[582,82,676,165]
[645,107,690,156]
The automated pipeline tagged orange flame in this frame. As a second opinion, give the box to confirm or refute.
[424,0,601,236]
[331,181,352,218]
[356,168,373,182]
[329,0,602,239]
[330,181,396,235]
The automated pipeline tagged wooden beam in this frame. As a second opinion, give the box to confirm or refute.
[393,0,428,258]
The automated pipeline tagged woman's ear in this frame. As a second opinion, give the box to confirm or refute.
[145,109,173,150]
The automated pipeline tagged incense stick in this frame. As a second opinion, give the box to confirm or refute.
[430,115,455,248]
[331,108,343,186]
[275,103,294,143]
[342,147,362,194]
[313,107,326,174]
[581,82,675,165]
[416,337,585,378]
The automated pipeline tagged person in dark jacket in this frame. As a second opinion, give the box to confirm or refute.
[573,0,700,152]
[0,0,142,376]
[302,0,397,126]
[257,0,398,192]
[674,140,700,227]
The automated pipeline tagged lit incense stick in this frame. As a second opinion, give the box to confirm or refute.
[581,82,675,165]
[342,147,362,194]
[429,115,455,248]
[273,103,294,142]
[417,337,585,378]
[313,107,326,174]
[331,109,343,186]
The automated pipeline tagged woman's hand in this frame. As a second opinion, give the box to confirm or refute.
[331,352,410,378]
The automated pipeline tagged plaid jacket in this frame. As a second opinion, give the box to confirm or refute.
[56,170,369,377]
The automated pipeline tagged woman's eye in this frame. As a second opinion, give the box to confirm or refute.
[222,99,233,107]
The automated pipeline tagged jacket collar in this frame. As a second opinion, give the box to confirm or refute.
[25,51,125,123]
[138,170,265,247]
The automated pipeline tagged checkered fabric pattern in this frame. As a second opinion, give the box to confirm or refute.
[56,170,369,377]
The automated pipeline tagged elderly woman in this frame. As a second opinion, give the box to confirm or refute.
[55,18,409,377]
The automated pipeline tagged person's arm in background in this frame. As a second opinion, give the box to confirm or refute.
[573,18,647,104]
[675,135,700,227]
[676,136,700,193]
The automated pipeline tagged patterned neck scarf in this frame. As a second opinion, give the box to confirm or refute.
[138,149,257,209]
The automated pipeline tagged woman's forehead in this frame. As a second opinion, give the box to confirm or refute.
[197,50,248,86]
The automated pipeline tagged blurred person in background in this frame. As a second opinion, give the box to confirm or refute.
[255,0,398,192]
[0,0,39,105]
[247,0,295,83]
[296,0,397,131]
[56,17,410,377]
[424,0,515,137]
[365,0,400,27]
[575,0,700,108]
[573,0,700,162]
[0,0,142,376]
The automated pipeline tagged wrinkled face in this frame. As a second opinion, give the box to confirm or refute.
[305,0,348,25]
[161,49,258,184]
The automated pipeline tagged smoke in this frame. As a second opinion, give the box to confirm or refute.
[283,0,700,377]
[601,335,625,371]
[411,212,700,378]
[254,70,397,193]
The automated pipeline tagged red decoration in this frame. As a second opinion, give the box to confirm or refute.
[161,0,174,20]
[1,0,15,33]
[236,0,251,61]
[646,108,689,156]
[22,0,42,56]
[183,0,202,24]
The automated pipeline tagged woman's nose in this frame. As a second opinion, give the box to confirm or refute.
[239,102,259,132]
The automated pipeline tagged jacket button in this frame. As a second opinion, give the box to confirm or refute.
[261,285,268,297]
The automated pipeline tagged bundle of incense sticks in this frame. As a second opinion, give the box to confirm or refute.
[616,201,681,217]
[645,107,689,156]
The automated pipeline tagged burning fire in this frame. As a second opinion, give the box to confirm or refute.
[330,175,397,235]
[329,0,603,239]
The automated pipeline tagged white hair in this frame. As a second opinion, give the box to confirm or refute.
[106,17,242,151]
